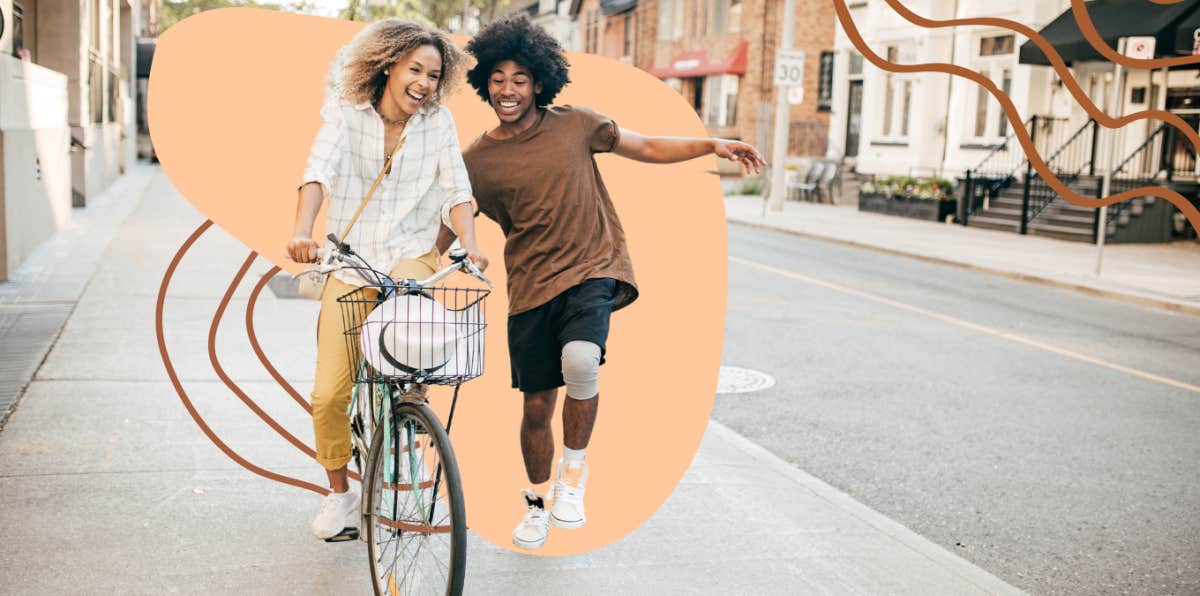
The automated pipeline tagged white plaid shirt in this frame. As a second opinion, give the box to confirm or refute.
[301,98,472,286]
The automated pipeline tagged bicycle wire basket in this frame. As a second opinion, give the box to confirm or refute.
[338,284,489,385]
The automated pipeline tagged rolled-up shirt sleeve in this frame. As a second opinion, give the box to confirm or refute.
[435,108,474,227]
[299,99,347,194]
[576,105,620,153]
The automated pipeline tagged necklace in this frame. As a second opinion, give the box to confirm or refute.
[376,105,410,127]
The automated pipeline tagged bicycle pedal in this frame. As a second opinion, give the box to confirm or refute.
[324,527,359,543]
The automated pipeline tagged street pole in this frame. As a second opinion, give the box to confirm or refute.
[1096,38,1127,276]
[767,0,798,212]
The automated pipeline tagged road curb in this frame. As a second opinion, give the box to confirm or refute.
[727,218,1200,317]
[707,420,1026,595]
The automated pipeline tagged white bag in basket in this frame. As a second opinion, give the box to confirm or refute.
[360,294,458,377]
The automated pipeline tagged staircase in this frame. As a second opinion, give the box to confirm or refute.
[967,176,1099,242]
[959,118,1185,244]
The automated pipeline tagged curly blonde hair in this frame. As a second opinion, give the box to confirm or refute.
[331,19,466,108]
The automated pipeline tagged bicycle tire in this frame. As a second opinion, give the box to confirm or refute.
[364,401,466,596]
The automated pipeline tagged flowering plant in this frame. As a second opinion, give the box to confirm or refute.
[862,176,954,200]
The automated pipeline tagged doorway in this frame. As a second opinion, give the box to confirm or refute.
[845,80,863,157]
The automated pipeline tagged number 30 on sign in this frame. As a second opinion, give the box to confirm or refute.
[774,50,806,87]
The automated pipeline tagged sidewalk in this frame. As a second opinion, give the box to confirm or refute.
[0,166,1020,594]
[725,195,1200,315]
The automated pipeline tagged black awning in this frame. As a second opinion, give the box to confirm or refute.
[1019,0,1200,65]
[136,41,155,79]
[600,0,636,16]
[1175,7,1200,54]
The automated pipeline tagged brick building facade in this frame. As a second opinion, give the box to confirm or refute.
[571,0,639,63]
[529,0,835,159]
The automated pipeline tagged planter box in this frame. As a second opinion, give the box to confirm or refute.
[858,192,956,222]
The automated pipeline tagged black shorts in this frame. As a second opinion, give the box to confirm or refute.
[507,278,618,393]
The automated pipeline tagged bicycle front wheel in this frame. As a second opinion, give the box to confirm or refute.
[364,401,466,596]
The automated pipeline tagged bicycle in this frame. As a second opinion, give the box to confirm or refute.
[302,234,491,596]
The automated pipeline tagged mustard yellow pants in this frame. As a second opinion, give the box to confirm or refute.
[312,248,440,470]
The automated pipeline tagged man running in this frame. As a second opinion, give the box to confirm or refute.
[453,14,764,550]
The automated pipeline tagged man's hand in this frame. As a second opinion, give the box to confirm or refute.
[712,139,766,175]
[286,235,319,263]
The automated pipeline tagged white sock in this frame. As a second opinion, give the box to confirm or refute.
[563,446,586,468]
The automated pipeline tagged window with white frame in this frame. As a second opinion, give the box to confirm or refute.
[658,0,684,41]
[709,0,729,34]
[623,12,635,58]
[657,0,672,41]
[585,10,601,54]
[703,74,739,127]
[970,34,1016,141]
[880,46,913,139]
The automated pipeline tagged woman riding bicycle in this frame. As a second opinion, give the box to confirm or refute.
[285,18,487,541]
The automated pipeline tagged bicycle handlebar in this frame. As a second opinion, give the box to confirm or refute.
[292,239,493,290]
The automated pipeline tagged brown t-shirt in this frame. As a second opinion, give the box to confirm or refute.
[463,105,638,316]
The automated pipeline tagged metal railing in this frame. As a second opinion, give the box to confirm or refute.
[1105,124,1172,228]
[960,114,1192,240]
[958,116,1067,225]
[1021,118,1099,232]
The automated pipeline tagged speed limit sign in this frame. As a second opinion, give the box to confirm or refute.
[774,49,805,87]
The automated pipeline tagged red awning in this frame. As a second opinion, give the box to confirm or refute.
[649,40,748,79]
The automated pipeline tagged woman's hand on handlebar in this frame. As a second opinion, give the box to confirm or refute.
[462,245,489,272]
[287,235,320,263]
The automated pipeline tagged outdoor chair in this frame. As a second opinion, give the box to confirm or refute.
[787,161,826,201]
[813,160,841,204]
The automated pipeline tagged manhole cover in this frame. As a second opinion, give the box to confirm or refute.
[717,366,775,394]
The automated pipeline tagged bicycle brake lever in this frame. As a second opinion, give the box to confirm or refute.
[463,260,494,289]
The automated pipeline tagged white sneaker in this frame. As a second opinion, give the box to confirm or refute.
[550,459,588,530]
[512,489,550,550]
[311,489,359,540]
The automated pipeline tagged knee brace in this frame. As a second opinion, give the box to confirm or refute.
[561,340,601,399]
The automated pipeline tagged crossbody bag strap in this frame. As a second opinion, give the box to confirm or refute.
[337,134,406,243]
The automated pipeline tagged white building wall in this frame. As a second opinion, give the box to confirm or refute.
[829,0,1076,179]
[0,0,140,279]
[0,58,73,279]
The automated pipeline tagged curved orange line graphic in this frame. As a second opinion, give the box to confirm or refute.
[208,251,320,460]
[155,220,328,496]
[214,252,364,482]
[246,266,313,415]
[879,0,1200,154]
[834,0,1200,234]
[1073,0,1200,69]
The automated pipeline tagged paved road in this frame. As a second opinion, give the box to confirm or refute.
[717,223,1200,595]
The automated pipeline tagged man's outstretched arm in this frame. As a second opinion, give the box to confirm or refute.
[613,129,766,175]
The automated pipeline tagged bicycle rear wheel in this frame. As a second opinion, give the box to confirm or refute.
[364,401,466,595]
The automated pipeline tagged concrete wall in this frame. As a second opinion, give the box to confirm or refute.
[0,56,72,281]
[0,0,140,279]
[76,121,123,201]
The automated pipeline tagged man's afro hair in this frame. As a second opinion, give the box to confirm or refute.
[465,14,571,107]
